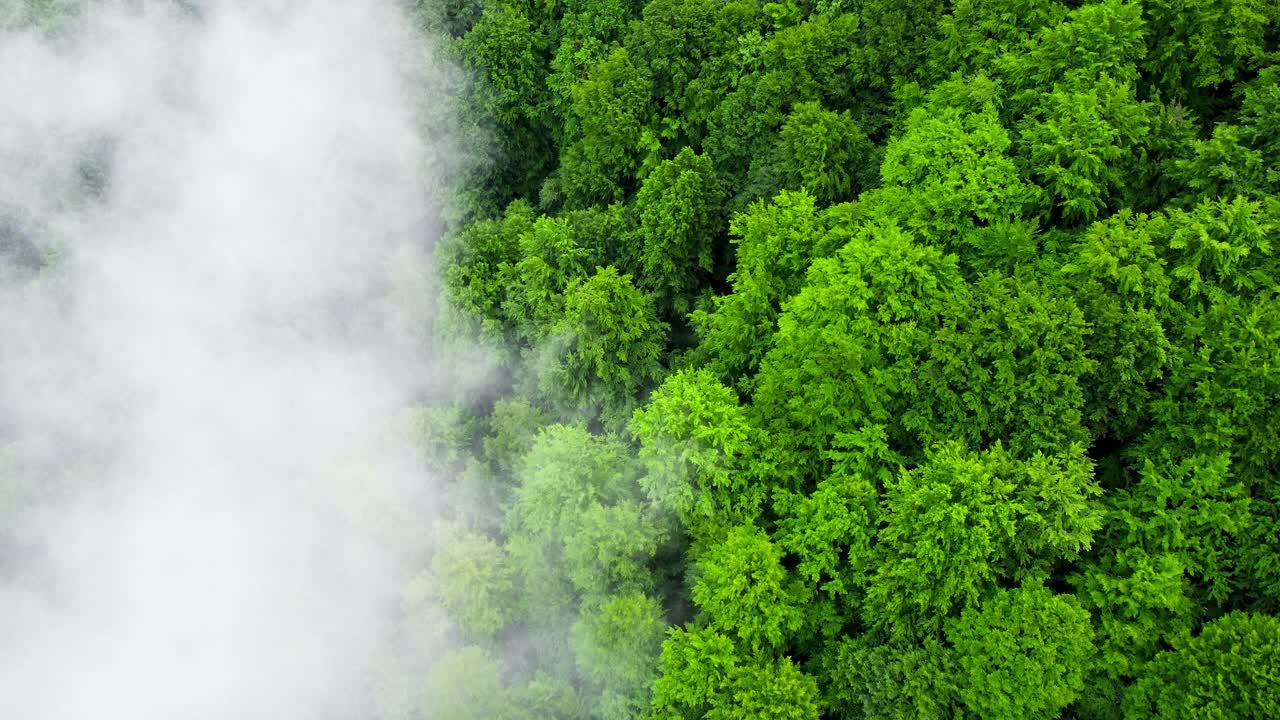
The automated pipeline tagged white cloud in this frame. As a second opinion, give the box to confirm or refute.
[0,3,475,717]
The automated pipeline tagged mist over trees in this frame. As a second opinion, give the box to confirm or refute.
[3,0,1280,719]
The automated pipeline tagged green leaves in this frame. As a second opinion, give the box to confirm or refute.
[1160,197,1276,308]
[752,220,962,478]
[691,189,830,391]
[438,200,533,345]
[692,525,799,653]
[1112,455,1251,598]
[947,583,1095,720]
[630,369,763,531]
[651,627,819,720]
[1070,546,1194,710]
[559,48,655,207]
[540,266,666,423]
[652,626,740,715]
[427,1,1280,716]
[812,635,952,720]
[867,442,1020,635]
[457,3,557,205]
[1125,612,1280,719]
[505,215,598,340]
[573,592,667,695]
[879,99,1041,245]
[703,657,820,720]
[919,272,1096,456]
[1019,75,1150,223]
[1062,208,1187,444]
[459,3,548,127]
[1143,0,1278,103]
[564,501,666,597]
[431,527,515,638]
[1145,298,1280,493]
[1172,125,1270,203]
[509,424,635,541]
[634,148,725,315]
[774,467,877,598]
[867,442,1100,637]
[747,101,875,206]
[1006,0,1146,91]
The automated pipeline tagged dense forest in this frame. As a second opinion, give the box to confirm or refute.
[417,0,1280,718]
[3,0,1280,718]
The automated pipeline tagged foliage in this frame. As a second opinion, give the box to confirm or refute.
[630,368,763,533]
[946,583,1095,719]
[704,656,820,720]
[1125,612,1280,718]
[573,592,667,697]
[410,1,1280,715]
[690,189,832,391]
[430,525,515,638]
[9,1,1280,718]
[421,645,525,720]
[866,441,1100,637]
[879,99,1041,246]
[563,501,666,598]
[746,101,875,206]
[691,524,799,653]
[538,266,666,423]
[634,148,725,316]
[751,220,964,481]
[811,635,952,720]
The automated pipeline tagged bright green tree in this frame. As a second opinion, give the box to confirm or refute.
[1018,75,1150,223]
[504,214,598,340]
[630,368,764,533]
[691,189,832,392]
[867,442,1100,637]
[705,657,820,720]
[651,626,740,718]
[751,221,963,481]
[1125,612,1280,719]
[692,524,800,653]
[878,97,1041,247]
[437,200,534,346]
[947,582,1095,719]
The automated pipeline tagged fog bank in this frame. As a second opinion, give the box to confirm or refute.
[0,2,472,717]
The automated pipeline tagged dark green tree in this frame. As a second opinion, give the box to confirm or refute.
[634,148,725,316]
[746,101,875,206]
[691,189,831,392]
[537,266,666,424]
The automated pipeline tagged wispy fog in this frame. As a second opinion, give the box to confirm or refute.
[0,2,475,717]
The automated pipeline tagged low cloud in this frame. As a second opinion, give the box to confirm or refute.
[0,2,475,717]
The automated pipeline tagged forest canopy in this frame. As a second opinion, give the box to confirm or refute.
[416,0,1280,717]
